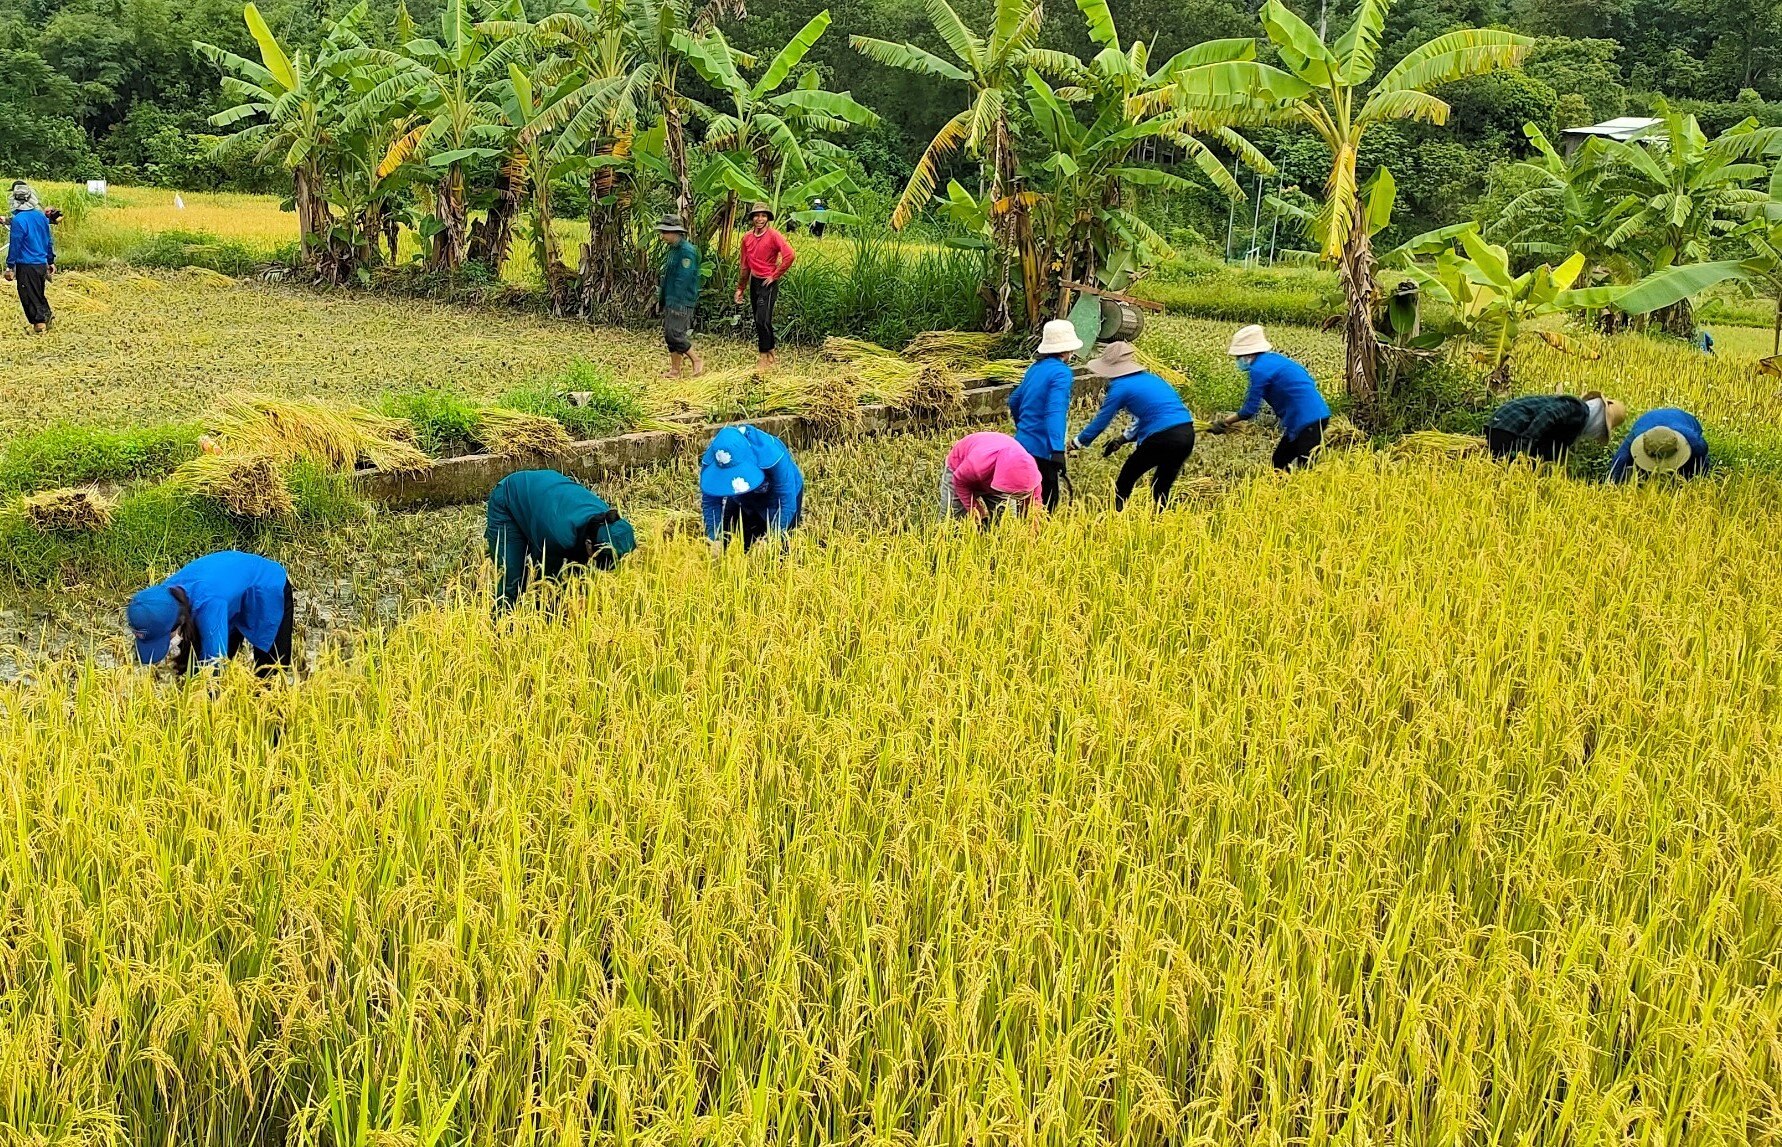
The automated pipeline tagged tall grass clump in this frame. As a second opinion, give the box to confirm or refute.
[501,361,645,440]
[0,423,201,496]
[4,454,1782,1142]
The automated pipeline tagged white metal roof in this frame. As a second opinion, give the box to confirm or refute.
[1560,116,1662,141]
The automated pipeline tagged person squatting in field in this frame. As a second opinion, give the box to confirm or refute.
[128,551,294,676]
[943,431,1043,523]
[656,213,705,379]
[1207,324,1332,471]
[734,202,795,376]
[485,469,636,611]
[1008,319,1081,512]
[1070,341,1196,508]
[1485,391,1626,463]
[4,181,55,333]
[701,424,805,553]
[1608,407,1711,483]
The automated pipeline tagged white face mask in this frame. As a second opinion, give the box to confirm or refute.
[165,630,185,662]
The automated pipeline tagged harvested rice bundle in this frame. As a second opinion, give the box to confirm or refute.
[1390,430,1486,459]
[847,355,924,406]
[901,363,965,419]
[183,266,238,287]
[902,330,1002,366]
[1133,349,1189,390]
[21,486,115,531]
[820,336,895,364]
[953,359,1030,388]
[789,373,864,439]
[209,393,431,476]
[171,452,295,518]
[475,408,574,457]
[1321,415,1370,450]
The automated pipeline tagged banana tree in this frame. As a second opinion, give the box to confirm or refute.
[850,0,1067,330]
[196,4,348,276]
[1172,0,1532,408]
[676,12,878,256]
[1493,123,1639,286]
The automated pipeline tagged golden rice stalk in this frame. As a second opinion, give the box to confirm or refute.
[901,364,965,419]
[183,266,238,287]
[902,330,1002,366]
[953,359,1030,388]
[1322,415,1370,450]
[1134,349,1189,391]
[475,408,574,457]
[848,356,924,406]
[1389,430,1486,459]
[787,373,864,439]
[20,486,114,531]
[170,452,295,518]
[820,336,895,364]
[208,393,430,476]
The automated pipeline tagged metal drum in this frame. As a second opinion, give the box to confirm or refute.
[1099,298,1144,342]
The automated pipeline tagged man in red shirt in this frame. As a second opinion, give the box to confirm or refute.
[733,201,795,374]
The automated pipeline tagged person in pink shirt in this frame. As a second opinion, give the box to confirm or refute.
[942,431,1044,523]
[732,201,796,374]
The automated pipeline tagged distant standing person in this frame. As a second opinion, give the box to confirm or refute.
[1008,319,1081,511]
[1608,407,1711,483]
[1208,324,1331,471]
[127,551,294,677]
[1484,391,1625,463]
[734,202,795,375]
[700,424,805,553]
[809,197,828,239]
[656,213,704,379]
[4,181,54,333]
[943,431,1043,523]
[485,469,636,611]
[1069,341,1195,509]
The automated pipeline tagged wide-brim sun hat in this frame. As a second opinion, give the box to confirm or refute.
[1036,319,1082,356]
[746,202,775,221]
[1084,340,1146,379]
[1631,425,1693,474]
[126,585,179,664]
[700,425,766,498]
[655,213,688,233]
[1227,324,1272,356]
[1603,398,1628,436]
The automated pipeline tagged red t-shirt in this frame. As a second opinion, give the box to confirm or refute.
[738,227,795,286]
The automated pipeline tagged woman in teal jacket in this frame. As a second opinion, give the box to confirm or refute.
[485,469,635,610]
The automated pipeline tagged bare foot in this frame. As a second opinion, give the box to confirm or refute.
[689,353,706,377]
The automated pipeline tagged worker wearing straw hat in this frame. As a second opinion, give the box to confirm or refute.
[1009,319,1081,511]
[485,470,636,612]
[1069,341,1195,509]
[1208,324,1331,471]
[943,430,1043,522]
[733,202,796,375]
[4,180,54,333]
[701,424,805,553]
[127,551,294,676]
[1608,407,1710,483]
[656,213,704,379]
[1485,391,1625,463]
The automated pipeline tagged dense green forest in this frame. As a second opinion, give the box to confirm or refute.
[4,0,1781,232]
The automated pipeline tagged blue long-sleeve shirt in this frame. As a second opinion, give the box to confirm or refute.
[1608,407,1711,483]
[5,209,53,267]
[1008,356,1074,458]
[1237,351,1330,438]
[162,551,288,663]
[1073,370,1192,447]
[701,429,804,540]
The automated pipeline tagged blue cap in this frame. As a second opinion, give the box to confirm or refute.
[700,426,767,499]
[126,586,180,664]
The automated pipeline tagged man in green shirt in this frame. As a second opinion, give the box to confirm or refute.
[656,214,704,378]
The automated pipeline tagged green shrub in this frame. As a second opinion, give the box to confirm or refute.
[1135,274,1339,327]
[501,363,644,440]
[379,391,482,456]
[127,229,263,276]
[0,423,201,496]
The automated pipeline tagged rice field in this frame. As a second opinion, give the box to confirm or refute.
[6,452,1782,1143]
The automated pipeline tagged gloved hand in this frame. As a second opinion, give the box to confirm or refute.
[1101,436,1131,459]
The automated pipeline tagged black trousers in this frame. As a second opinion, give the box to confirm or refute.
[225,578,295,676]
[722,492,802,550]
[1115,423,1194,509]
[14,264,51,326]
[1486,426,1570,463]
[1034,453,1066,512]
[748,276,780,353]
[1273,418,1327,471]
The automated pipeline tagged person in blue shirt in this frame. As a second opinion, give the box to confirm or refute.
[701,424,804,552]
[1208,324,1332,470]
[1008,319,1081,511]
[486,469,635,611]
[1608,407,1711,483]
[1068,340,1195,509]
[4,181,55,333]
[127,552,294,676]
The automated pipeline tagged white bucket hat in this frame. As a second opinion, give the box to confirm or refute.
[1036,319,1082,356]
[1630,425,1693,474]
[1227,324,1272,356]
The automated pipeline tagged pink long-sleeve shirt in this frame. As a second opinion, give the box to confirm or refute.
[738,227,795,289]
[946,432,1042,514]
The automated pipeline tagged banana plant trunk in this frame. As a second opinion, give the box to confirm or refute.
[467,156,524,273]
[577,145,649,319]
[984,126,1016,334]
[1338,196,1380,413]
[532,178,571,314]
[293,164,341,280]
[430,164,468,273]
[664,100,695,223]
